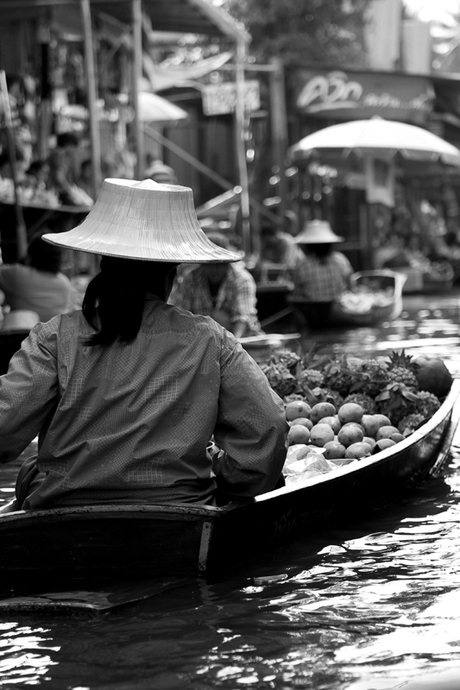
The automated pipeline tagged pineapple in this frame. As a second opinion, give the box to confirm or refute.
[299,368,325,390]
[322,357,362,397]
[259,361,298,398]
[398,412,426,436]
[275,348,302,375]
[386,350,418,390]
[310,387,344,409]
[412,390,441,418]
[354,358,390,398]
[283,393,306,405]
[343,392,377,414]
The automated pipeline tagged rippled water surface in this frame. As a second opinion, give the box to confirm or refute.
[2,292,460,689]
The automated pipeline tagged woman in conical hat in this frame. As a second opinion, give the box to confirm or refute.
[290,219,354,327]
[0,179,287,510]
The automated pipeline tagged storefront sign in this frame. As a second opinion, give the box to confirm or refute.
[202,80,260,116]
[293,69,433,124]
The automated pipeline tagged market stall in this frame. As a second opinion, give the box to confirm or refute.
[288,117,460,288]
[0,0,251,258]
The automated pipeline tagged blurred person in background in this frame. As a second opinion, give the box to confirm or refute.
[290,220,353,326]
[169,232,263,338]
[145,159,178,185]
[259,224,305,274]
[0,231,78,323]
[47,132,80,204]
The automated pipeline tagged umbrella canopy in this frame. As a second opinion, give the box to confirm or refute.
[289,117,460,169]
[138,92,189,124]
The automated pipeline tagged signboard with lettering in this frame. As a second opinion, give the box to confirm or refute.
[292,69,434,124]
[202,80,260,116]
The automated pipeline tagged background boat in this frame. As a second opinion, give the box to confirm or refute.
[289,269,406,328]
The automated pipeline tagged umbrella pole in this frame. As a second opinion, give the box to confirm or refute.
[366,204,378,269]
[0,70,28,262]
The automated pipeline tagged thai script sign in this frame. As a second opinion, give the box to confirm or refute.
[293,69,433,124]
[202,80,260,116]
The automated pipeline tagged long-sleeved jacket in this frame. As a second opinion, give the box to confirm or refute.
[0,297,287,509]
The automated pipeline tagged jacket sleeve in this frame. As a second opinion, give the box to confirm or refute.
[0,323,59,463]
[212,334,288,498]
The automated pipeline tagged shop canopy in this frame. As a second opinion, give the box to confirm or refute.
[289,116,460,174]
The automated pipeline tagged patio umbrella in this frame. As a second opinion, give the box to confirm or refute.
[138,92,189,124]
[289,117,460,171]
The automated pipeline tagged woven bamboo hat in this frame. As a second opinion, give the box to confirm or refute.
[42,178,241,263]
[293,219,344,244]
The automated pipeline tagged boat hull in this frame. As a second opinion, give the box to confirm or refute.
[0,380,459,593]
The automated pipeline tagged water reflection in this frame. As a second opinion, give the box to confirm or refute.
[0,622,59,684]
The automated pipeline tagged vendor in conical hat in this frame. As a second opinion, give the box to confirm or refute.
[290,219,354,327]
[0,178,287,510]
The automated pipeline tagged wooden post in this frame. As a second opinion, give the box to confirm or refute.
[132,0,144,179]
[234,38,251,255]
[0,70,28,261]
[37,16,52,162]
[269,57,288,223]
[80,0,102,197]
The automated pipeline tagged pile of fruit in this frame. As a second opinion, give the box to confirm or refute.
[259,348,453,473]
[337,285,393,314]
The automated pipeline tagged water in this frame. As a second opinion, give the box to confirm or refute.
[2,291,460,689]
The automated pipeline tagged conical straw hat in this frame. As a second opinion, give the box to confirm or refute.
[42,178,241,263]
[293,219,344,244]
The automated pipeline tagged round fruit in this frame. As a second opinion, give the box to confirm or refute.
[309,423,335,447]
[376,425,400,440]
[363,435,376,450]
[338,402,364,424]
[389,432,405,443]
[320,416,341,434]
[337,424,364,447]
[345,441,372,459]
[373,438,397,453]
[285,400,312,421]
[361,414,380,438]
[323,440,347,459]
[288,425,311,446]
[310,402,337,424]
[372,414,392,429]
[341,421,365,432]
[412,355,452,398]
[291,417,313,430]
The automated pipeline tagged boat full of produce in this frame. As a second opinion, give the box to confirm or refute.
[289,269,406,327]
[0,349,458,594]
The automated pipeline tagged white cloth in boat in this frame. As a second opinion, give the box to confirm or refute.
[0,298,287,509]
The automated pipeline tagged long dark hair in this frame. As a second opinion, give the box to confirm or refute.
[82,256,178,346]
[300,243,334,264]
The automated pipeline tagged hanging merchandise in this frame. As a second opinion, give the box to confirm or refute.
[364,157,395,208]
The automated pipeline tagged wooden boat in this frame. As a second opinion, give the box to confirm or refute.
[289,269,406,328]
[0,379,459,598]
